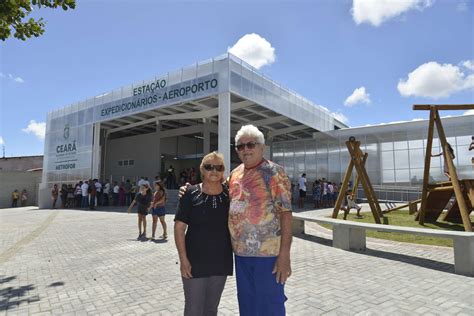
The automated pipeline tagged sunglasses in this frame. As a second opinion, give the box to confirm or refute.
[235,141,259,151]
[203,164,225,172]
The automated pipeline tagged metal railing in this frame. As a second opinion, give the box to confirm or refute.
[356,184,422,203]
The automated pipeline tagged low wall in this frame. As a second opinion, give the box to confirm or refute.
[0,171,42,208]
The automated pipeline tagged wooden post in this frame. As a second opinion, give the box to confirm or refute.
[434,110,472,232]
[351,153,368,198]
[332,144,354,218]
[347,141,382,224]
[418,108,435,225]
[354,142,383,219]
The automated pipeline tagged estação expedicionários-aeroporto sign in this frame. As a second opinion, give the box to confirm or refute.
[95,74,219,122]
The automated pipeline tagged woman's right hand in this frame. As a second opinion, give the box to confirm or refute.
[180,258,193,279]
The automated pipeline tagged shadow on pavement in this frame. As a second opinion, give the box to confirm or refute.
[0,276,16,284]
[294,233,455,274]
[48,281,65,287]
[0,280,40,311]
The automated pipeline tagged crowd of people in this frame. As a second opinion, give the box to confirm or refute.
[164,165,199,189]
[49,176,166,210]
[294,174,342,209]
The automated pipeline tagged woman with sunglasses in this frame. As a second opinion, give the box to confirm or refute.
[174,151,232,316]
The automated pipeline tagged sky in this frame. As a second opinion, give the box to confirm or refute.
[1,0,473,157]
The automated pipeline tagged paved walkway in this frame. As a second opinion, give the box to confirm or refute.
[1,207,473,315]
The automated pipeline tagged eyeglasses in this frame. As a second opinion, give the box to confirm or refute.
[235,141,259,151]
[203,164,225,172]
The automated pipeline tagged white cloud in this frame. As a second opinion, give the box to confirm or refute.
[228,33,276,69]
[333,112,349,124]
[398,61,474,98]
[0,72,25,83]
[464,109,474,116]
[344,86,371,106]
[457,0,468,11]
[22,120,46,140]
[0,136,4,145]
[352,0,434,27]
[462,60,474,71]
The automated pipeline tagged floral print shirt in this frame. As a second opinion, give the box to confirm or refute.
[228,159,292,257]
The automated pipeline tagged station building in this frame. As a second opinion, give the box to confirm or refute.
[39,54,474,208]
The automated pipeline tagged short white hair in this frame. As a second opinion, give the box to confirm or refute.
[235,125,265,145]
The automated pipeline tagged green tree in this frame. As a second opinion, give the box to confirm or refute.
[0,0,75,41]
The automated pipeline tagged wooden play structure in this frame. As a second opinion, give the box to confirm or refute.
[412,104,474,232]
[332,137,383,224]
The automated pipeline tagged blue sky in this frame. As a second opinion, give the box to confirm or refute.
[1,0,473,157]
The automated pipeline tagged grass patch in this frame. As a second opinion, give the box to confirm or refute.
[320,210,474,248]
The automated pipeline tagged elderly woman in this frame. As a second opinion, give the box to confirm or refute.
[174,151,232,316]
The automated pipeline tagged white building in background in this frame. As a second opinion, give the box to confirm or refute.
[39,54,473,208]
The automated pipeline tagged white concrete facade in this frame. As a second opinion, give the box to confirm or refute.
[39,53,345,208]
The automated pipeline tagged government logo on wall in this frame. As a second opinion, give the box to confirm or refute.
[63,124,70,140]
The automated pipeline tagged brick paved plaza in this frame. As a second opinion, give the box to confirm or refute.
[1,207,473,315]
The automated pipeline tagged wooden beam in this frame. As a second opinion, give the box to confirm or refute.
[434,109,472,232]
[332,149,354,219]
[413,104,474,111]
[418,109,436,225]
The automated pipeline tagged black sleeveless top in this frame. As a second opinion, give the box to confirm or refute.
[175,184,233,278]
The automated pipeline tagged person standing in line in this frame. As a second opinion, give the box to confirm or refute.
[124,179,132,206]
[20,189,28,207]
[118,182,126,206]
[81,180,89,208]
[112,182,119,206]
[298,173,307,208]
[327,182,334,207]
[321,178,329,208]
[127,184,152,239]
[312,180,321,209]
[51,184,59,209]
[67,184,75,208]
[102,181,110,206]
[151,181,168,240]
[94,179,102,207]
[175,152,232,316]
[75,182,82,208]
[130,182,137,202]
[89,180,97,210]
[11,189,20,207]
[60,184,68,208]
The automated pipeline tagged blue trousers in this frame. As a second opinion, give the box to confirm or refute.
[235,255,287,316]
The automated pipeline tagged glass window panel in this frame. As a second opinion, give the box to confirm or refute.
[382,169,395,184]
[409,149,425,168]
[409,168,424,185]
[408,139,423,149]
[394,140,408,150]
[381,142,393,151]
[395,169,410,183]
[381,151,394,169]
[456,135,472,146]
[394,150,409,168]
